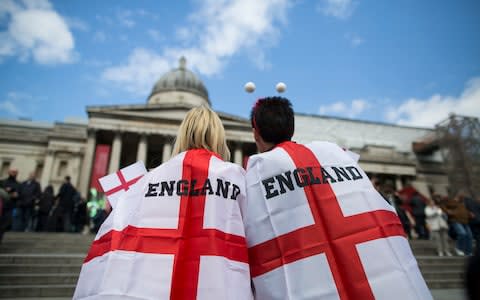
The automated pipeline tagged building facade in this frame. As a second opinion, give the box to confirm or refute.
[0,58,447,198]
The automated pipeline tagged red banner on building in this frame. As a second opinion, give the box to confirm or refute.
[89,144,111,192]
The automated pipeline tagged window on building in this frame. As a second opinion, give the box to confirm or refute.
[35,162,44,179]
[57,160,68,177]
[1,161,11,178]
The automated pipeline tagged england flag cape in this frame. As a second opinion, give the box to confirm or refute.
[243,141,432,300]
[74,149,253,300]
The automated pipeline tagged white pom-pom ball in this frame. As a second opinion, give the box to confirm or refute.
[244,82,256,93]
[276,82,286,93]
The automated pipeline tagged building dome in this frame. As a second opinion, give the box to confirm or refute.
[148,57,210,107]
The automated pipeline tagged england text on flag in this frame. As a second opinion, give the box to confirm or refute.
[243,141,432,300]
[74,149,252,299]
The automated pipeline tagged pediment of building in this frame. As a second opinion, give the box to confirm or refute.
[87,103,249,127]
[87,103,252,133]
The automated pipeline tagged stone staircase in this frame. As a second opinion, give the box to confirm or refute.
[410,239,468,290]
[0,232,468,298]
[0,232,93,299]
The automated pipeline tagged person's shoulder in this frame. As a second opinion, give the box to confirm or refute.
[245,146,285,170]
[147,152,186,177]
[210,155,246,176]
[305,140,344,151]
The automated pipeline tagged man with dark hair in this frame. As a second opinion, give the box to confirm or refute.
[0,168,19,238]
[250,96,294,149]
[56,175,77,232]
[410,191,428,239]
[17,172,41,231]
[242,96,432,299]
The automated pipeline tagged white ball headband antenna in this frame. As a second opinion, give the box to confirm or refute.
[244,81,256,93]
[244,81,287,93]
[276,82,286,93]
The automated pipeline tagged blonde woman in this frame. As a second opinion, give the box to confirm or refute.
[171,105,230,160]
[74,106,252,299]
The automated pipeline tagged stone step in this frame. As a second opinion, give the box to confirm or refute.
[420,265,465,274]
[426,278,465,289]
[0,254,85,265]
[0,264,81,274]
[419,259,466,267]
[1,232,94,239]
[1,240,93,247]
[416,256,468,266]
[422,270,464,280]
[0,285,75,298]
[0,274,78,285]
[0,246,90,253]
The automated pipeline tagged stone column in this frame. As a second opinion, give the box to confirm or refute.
[162,142,172,163]
[79,130,96,197]
[137,134,148,163]
[234,145,243,165]
[395,176,403,191]
[108,131,123,173]
[40,149,55,189]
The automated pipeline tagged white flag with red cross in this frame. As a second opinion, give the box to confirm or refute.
[243,141,432,300]
[74,149,253,300]
[98,161,147,209]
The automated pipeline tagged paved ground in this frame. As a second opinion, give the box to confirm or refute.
[432,289,467,300]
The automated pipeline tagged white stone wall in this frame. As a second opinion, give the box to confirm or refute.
[149,91,209,108]
[0,142,46,182]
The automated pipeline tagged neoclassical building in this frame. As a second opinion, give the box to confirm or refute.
[0,58,448,198]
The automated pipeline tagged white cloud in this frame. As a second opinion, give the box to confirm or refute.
[93,31,106,42]
[318,0,357,19]
[0,0,76,64]
[102,48,171,95]
[95,14,113,26]
[345,33,364,47]
[319,99,368,118]
[147,29,163,42]
[102,0,290,95]
[65,16,89,31]
[0,100,22,116]
[0,91,34,118]
[117,10,136,28]
[386,77,480,127]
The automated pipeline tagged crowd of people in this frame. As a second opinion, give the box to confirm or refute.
[374,180,480,257]
[0,171,108,244]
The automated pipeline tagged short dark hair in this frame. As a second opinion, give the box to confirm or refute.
[250,96,294,145]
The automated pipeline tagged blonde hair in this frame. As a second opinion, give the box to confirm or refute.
[172,106,231,161]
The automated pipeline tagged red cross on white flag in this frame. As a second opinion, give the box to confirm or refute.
[74,150,252,300]
[244,141,432,300]
[98,161,147,209]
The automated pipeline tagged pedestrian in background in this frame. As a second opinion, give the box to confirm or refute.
[411,191,429,239]
[16,172,41,231]
[442,190,473,256]
[56,176,77,232]
[0,168,19,234]
[425,197,452,256]
[464,195,480,255]
[36,185,54,231]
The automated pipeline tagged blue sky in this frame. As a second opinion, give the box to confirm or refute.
[0,0,479,127]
